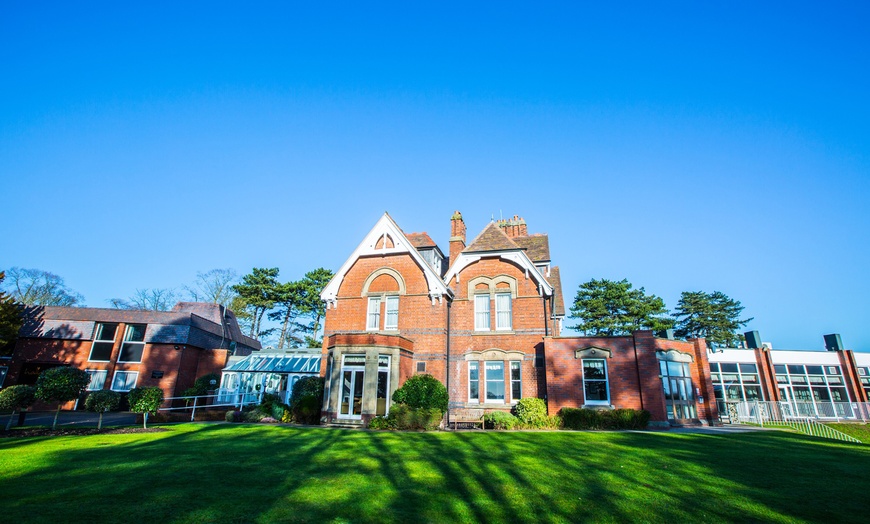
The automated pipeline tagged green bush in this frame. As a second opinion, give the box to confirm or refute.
[513,398,548,427]
[128,386,165,428]
[244,410,265,423]
[289,376,324,425]
[35,367,90,430]
[384,405,443,430]
[391,374,448,413]
[559,407,651,430]
[367,416,394,430]
[84,390,121,430]
[0,385,36,431]
[192,373,220,395]
[483,410,518,430]
[225,410,243,422]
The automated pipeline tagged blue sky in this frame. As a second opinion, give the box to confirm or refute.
[1,2,868,350]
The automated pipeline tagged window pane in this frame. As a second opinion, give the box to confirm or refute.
[585,380,608,401]
[787,365,805,374]
[119,343,144,362]
[495,293,512,330]
[774,365,786,374]
[709,363,720,372]
[112,372,137,392]
[744,386,762,400]
[739,363,757,373]
[741,374,759,384]
[95,323,118,341]
[86,370,107,391]
[469,362,479,401]
[825,366,841,375]
[510,361,521,400]
[485,361,504,401]
[667,361,683,377]
[384,296,399,330]
[89,341,114,361]
[125,324,146,342]
[720,363,738,373]
[583,360,606,380]
[830,387,848,402]
[367,297,380,330]
[469,362,479,380]
[806,366,823,375]
[344,355,366,366]
[475,295,490,330]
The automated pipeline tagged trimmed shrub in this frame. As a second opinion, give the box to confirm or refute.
[35,367,90,430]
[0,385,36,431]
[84,390,121,430]
[513,398,548,428]
[192,373,220,395]
[391,374,448,413]
[367,416,394,430]
[128,386,165,429]
[483,411,518,430]
[244,410,266,423]
[289,376,324,425]
[225,410,244,422]
[385,405,443,430]
[560,408,651,430]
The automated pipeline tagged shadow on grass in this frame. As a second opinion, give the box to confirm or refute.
[1,425,868,523]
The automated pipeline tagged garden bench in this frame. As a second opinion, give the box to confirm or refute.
[450,408,485,430]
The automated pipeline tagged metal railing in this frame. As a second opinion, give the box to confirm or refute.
[731,400,864,443]
[733,401,870,423]
[158,391,263,421]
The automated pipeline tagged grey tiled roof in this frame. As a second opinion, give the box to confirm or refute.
[513,234,551,262]
[546,266,566,317]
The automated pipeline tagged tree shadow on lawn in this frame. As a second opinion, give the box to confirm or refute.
[1,426,868,523]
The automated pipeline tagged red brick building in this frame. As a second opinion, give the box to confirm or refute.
[319,212,565,425]
[320,211,719,427]
[4,302,259,408]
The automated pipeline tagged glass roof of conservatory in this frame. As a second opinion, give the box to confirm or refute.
[223,354,321,374]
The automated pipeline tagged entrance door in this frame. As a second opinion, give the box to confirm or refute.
[339,355,366,419]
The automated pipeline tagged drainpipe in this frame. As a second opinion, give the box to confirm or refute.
[632,335,645,411]
[446,299,452,427]
[542,296,549,337]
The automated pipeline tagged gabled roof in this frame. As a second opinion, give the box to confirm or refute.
[463,222,521,253]
[513,234,551,262]
[320,213,453,306]
[406,232,437,249]
[444,221,553,297]
[546,266,566,317]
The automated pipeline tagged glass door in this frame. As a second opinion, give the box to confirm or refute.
[340,355,366,419]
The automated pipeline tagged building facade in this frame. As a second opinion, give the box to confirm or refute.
[4,302,259,407]
[318,211,566,424]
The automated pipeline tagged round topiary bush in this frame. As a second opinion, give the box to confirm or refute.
[0,385,36,431]
[391,374,448,413]
[128,386,165,428]
[84,390,121,430]
[35,366,90,430]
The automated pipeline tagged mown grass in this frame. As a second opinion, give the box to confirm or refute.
[1,424,868,523]
[826,422,870,444]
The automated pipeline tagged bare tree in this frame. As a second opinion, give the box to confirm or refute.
[0,267,84,306]
[183,268,238,307]
[109,288,178,311]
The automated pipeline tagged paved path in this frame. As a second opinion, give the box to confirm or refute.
[668,424,777,434]
[1,411,137,429]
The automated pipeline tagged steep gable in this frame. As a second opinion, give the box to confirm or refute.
[321,213,453,307]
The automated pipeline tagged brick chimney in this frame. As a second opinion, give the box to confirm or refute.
[449,210,466,264]
[497,215,527,238]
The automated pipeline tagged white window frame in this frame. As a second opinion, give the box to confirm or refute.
[117,324,146,363]
[366,297,381,331]
[582,359,610,406]
[484,361,506,403]
[474,295,491,331]
[88,322,118,362]
[510,361,522,403]
[384,295,399,330]
[495,292,512,331]
[468,361,480,403]
[111,370,139,392]
[85,369,108,391]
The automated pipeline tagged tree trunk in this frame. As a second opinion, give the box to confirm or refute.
[52,405,61,431]
[278,309,292,349]
[143,412,148,429]
[98,412,103,431]
[5,409,16,431]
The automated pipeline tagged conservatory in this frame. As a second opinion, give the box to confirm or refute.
[218,351,321,405]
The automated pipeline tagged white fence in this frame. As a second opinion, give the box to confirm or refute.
[158,390,277,421]
[732,401,870,424]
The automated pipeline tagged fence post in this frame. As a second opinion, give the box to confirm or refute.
[755,401,763,427]
[190,396,198,422]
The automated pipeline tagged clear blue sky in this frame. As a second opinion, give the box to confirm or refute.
[1,2,868,350]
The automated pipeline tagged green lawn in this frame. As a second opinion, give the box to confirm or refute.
[1,424,868,523]
[826,422,870,444]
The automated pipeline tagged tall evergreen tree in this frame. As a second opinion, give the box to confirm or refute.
[568,278,673,336]
[232,268,280,339]
[297,267,334,346]
[0,271,24,356]
[673,291,752,347]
